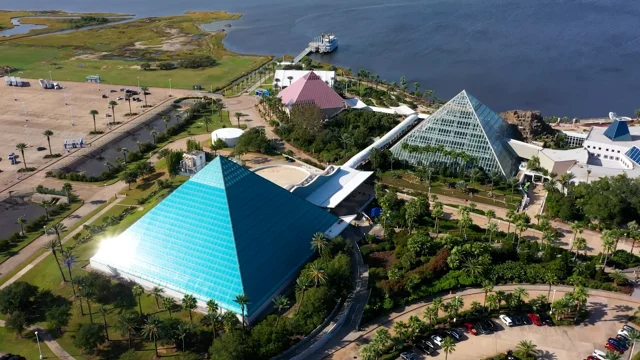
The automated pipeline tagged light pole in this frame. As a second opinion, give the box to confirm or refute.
[35,331,43,359]
[169,79,172,96]
[550,288,557,314]
[137,76,140,88]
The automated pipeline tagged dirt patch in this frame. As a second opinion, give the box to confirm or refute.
[131,28,197,52]
[70,52,109,61]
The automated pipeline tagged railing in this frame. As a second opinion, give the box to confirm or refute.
[293,47,312,63]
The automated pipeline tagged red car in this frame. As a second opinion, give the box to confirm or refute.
[606,343,624,354]
[586,357,597,360]
[464,322,478,335]
[527,313,542,326]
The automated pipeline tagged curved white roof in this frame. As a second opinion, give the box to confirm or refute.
[212,128,244,138]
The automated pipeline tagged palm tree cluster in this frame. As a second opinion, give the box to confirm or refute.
[401,142,479,181]
[551,285,588,322]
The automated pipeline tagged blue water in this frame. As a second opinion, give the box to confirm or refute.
[0,18,47,36]
[3,0,640,117]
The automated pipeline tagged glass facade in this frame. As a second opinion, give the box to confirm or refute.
[391,90,518,176]
[91,156,338,317]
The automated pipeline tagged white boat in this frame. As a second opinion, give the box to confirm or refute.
[310,33,338,53]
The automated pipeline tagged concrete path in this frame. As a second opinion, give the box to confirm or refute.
[0,193,126,288]
[0,319,75,359]
[314,284,640,360]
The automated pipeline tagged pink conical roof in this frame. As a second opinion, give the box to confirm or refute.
[278,71,345,110]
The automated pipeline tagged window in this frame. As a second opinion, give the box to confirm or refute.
[599,147,602,150]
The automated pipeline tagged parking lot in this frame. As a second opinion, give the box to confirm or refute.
[327,287,640,360]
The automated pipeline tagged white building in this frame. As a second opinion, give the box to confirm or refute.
[508,114,640,184]
[274,70,335,89]
[180,151,206,176]
[212,128,244,148]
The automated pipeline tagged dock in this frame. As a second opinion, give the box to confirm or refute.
[293,33,338,64]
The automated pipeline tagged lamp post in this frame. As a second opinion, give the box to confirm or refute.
[550,288,557,314]
[35,331,43,359]
[137,76,140,88]
[169,79,172,96]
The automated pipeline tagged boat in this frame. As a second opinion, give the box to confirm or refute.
[309,33,338,54]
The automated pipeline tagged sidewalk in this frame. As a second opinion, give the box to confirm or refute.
[0,319,75,360]
[0,194,126,289]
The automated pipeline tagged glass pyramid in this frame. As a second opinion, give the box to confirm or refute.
[90,156,338,317]
[604,119,632,142]
[391,90,518,176]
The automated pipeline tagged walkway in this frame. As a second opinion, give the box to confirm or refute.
[0,319,75,360]
[0,193,126,288]
[313,284,640,360]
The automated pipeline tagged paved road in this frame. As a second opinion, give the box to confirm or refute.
[316,284,640,360]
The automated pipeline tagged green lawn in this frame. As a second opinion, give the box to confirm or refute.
[0,327,57,359]
[3,172,192,359]
[0,201,84,264]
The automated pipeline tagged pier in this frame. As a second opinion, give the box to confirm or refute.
[293,33,338,63]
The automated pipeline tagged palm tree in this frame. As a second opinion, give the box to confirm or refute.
[310,232,329,258]
[150,287,164,308]
[140,86,149,107]
[482,281,494,309]
[485,209,496,234]
[162,115,170,130]
[570,221,584,251]
[625,329,640,360]
[296,275,312,309]
[89,109,99,132]
[125,93,133,114]
[163,296,177,318]
[120,147,129,164]
[515,340,539,358]
[150,130,158,144]
[432,202,444,235]
[513,287,529,304]
[515,220,528,250]
[542,229,556,250]
[177,322,193,352]
[61,248,76,295]
[117,312,138,349]
[16,216,27,236]
[182,294,197,323]
[573,236,587,259]
[203,116,213,132]
[16,143,28,169]
[51,222,66,250]
[206,299,219,315]
[132,284,144,316]
[98,305,110,341]
[308,263,328,287]
[544,272,558,301]
[108,101,118,125]
[234,112,247,128]
[42,130,54,156]
[141,316,162,357]
[62,182,73,203]
[628,220,640,255]
[234,293,250,330]
[603,350,622,360]
[602,230,616,267]
[272,295,290,327]
[447,295,464,321]
[423,305,439,325]
[487,222,499,243]
[44,239,67,282]
[287,75,293,86]
[441,336,456,360]
[486,294,499,312]
[80,283,96,324]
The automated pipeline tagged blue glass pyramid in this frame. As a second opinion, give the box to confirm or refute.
[391,90,518,176]
[91,156,338,316]
[604,120,632,141]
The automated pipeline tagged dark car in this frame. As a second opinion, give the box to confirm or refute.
[539,312,555,326]
[509,314,523,326]
[608,338,628,351]
[444,328,462,341]
[422,340,436,350]
[475,322,493,335]
[519,314,533,325]
[102,94,108,98]
[110,89,117,93]
[605,342,624,354]
[416,343,435,356]
[616,335,630,347]
[482,319,497,331]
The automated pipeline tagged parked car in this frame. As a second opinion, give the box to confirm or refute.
[539,312,555,326]
[608,337,628,350]
[444,328,462,341]
[509,314,523,326]
[430,334,443,346]
[605,342,624,354]
[527,313,543,326]
[117,96,124,100]
[464,322,478,335]
[592,350,606,360]
[416,343,435,356]
[105,113,111,117]
[499,314,513,327]
[482,319,497,331]
[475,322,493,335]
[102,94,108,98]
[618,329,632,339]
[519,314,533,325]
[400,352,416,360]
[421,339,436,350]
[586,356,598,360]
[110,89,117,93]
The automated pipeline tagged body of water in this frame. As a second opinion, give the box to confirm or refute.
[3,0,640,117]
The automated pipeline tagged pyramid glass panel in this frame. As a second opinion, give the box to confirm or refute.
[390,90,518,176]
[603,119,632,142]
[91,156,338,318]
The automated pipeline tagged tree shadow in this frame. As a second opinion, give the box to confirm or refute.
[613,304,634,312]
[583,302,607,325]
[109,283,136,310]
[537,350,558,360]
[90,200,107,205]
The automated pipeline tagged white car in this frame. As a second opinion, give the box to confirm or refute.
[592,350,606,360]
[499,314,513,327]
[430,334,443,346]
[618,329,631,339]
